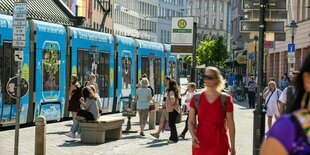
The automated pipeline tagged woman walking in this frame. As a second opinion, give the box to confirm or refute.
[263,81,282,130]
[166,79,181,143]
[188,66,236,155]
[260,54,310,154]
[135,78,152,136]
[65,86,100,138]
[68,75,81,120]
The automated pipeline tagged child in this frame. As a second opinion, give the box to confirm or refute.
[179,82,196,139]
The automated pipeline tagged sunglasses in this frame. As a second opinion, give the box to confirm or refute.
[203,75,216,80]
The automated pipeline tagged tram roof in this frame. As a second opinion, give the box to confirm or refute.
[0,0,74,25]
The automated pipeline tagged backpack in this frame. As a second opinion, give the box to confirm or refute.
[194,92,228,117]
[285,86,295,114]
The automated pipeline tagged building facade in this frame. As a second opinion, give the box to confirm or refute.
[268,0,310,84]
[61,0,114,33]
[186,0,229,43]
[113,0,186,42]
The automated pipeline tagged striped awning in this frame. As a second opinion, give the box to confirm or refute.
[0,0,74,25]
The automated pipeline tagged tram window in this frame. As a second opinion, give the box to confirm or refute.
[77,50,93,85]
[42,43,60,91]
[141,56,150,79]
[98,52,109,97]
[121,57,132,96]
[154,58,161,94]
[1,42,17,104]
[168,61,176,80]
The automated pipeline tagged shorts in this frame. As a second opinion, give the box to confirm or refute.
[138,109,149,125]
[266,101,280,117]
[228,85,234,93]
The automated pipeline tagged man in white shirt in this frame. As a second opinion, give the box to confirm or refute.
[279,71,299,115]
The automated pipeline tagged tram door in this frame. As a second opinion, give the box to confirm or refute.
[77,49,93,85]
[120,55,132,97]
[98,52,110,112]
[141,56,150,80]
[154,58,162,95]
[0,42,18,124]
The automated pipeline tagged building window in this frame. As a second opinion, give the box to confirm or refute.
[204,1,208,10]
[213,18,216,28]
[221,3,224,12]
[161,30,163,42]
[213,2,217,12]
[220,19,223,30]
[167,31,170,43]
[205,17,208,27]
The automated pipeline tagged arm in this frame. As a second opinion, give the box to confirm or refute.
[260,138,288,155]
[188,107,200,148]
[263,89,270,100]
[226,112,236,155]
[181,89,188,96]
[279,102,286,115]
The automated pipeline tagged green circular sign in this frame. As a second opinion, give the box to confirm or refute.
[178,19,187,28]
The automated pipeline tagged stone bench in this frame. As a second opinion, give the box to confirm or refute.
[79,116,125,144]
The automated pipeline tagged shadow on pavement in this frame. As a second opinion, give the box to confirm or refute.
[47,131,67,135]
[121,135,145,140]
[145,139,168,148]
[58,140,102,147]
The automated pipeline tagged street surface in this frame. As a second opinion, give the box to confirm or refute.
[0,78,254,155]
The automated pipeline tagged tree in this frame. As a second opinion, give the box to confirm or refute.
[196,36,228,68]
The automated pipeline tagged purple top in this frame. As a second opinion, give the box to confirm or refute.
[267,112,310,154]
[267,115,295,152]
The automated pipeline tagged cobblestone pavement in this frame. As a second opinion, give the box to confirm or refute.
[0,99,253,155]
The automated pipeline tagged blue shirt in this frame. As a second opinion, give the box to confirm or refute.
[228,76,236,86]
[248,81,257,92]
[136,88,151,109]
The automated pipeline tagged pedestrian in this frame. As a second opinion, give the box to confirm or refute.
[279,71,299,115]
[166,79,181,143]
[263,81,282,130]
[179,82,196,139]
[150,76,170,138]
[65,86,100,138]
[227,73,236,95]
[68,75,81,120]
[188,66,236,155]
[280,75,289,91]
[86,74,99,94]
[260,54,310,154]
[135,78,152,136]
[245,76,257,109]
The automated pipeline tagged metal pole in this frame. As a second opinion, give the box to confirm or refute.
[232,49,235,75]
[191,22,197,83]
[253,0,266,154]
[14,1,26,154]
[254,39,257,77]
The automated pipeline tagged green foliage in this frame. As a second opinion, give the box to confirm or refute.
[196,35,228,68]
[43,44,59,75]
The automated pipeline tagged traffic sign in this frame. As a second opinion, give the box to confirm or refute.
[240,21,284,32]
[249,53,255,59]
[288,57,295,63]
[14,50,24,62]
[13,3,27,48]
[288,44,295,52]
[6,76,29,99]
[242,0,286,10]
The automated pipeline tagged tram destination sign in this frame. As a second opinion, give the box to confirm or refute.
[13,3,27,48]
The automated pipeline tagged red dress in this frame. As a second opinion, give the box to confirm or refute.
[189,92,233,155]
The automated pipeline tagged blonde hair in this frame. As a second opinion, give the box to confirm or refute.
[188,82,196,89]
[87,85,100,100]
[205,66,225,92]
[140,78,149,87]
[268,81,277,87]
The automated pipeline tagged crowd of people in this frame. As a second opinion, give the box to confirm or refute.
[62,52,310,155]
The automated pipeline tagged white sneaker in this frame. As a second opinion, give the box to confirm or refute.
[75,133,81,138]
[65,132,75,138]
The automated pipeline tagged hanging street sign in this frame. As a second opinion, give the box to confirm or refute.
[13,3,27,48]
[240,21,285,32]
[242,0,286,10]
[14,50,24,62]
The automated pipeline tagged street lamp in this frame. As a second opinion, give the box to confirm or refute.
[253,35,259,77]
[232,41,236,75]
[286,20,298,76]
[287,20,298,44]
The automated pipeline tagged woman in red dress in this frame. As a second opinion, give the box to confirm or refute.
[188,66,236,155]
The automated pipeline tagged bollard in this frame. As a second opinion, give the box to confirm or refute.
[149,110,156,129]
[35,116,46,155]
